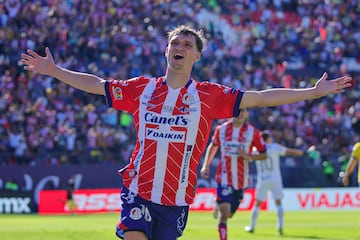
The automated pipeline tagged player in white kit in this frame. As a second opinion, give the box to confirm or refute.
[245,130,308,235]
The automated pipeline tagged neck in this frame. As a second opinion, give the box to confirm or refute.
[233,122,245,128]
[165,69,191,89]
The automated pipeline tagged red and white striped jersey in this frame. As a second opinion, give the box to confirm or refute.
[212,121,266,190]
[105,76,243,206]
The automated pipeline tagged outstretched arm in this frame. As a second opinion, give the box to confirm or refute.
[21,47,106,95]
[238,148,267,161]
[200,142,219,179]
[285,148,305,157]
[240,73,352,109]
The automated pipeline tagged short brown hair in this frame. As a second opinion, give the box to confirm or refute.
[261,130,272,141]
[168,25,207,53]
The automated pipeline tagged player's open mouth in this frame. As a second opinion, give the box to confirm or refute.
[174,53,184,60]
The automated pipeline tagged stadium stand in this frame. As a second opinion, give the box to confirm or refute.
[0,1,359,187]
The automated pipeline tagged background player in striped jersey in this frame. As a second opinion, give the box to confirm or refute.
[244,130,310,236]
[200,108,267,240]
[21,24,352,240]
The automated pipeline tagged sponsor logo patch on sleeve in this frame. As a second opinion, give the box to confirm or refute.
[112,86,123,100]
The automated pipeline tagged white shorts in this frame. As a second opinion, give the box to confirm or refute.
[255,179,283,202]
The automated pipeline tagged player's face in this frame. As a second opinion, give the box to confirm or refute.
[265,134,273,143]
[165,34,201,72]
[233,109,248,126]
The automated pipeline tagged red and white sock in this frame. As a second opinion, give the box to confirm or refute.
[218,223,227,240]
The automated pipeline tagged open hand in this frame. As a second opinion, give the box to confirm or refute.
[21,47,56,76]
[238,148,251,160]
[200,166,210,179]
[314,72,353,97]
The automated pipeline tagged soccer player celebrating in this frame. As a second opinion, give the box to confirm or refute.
[21,25,352,240]
[200,109,267,240]
[244,130,308,236]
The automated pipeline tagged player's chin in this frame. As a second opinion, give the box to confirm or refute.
[170,62,183,69]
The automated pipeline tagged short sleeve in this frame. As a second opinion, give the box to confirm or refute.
[199,82,244,119]
[251,128,267,153]
[352,142,360,159]
[104,77,142,113]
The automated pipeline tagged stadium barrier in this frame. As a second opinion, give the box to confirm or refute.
[38,188,264,214]
[38,187,359,214]
[272,188,360,211]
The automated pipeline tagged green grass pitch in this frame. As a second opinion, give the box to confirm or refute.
[0,211,359,239]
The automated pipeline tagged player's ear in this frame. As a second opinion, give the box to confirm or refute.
[194,51,201,62]
[165,46,169,57]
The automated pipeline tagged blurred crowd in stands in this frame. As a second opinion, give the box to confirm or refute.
[0,0,359,185]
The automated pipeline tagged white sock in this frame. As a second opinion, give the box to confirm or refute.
[250,206,260,229]
[276,205,283,230]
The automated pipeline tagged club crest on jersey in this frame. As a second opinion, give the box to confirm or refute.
[182,93,195,105]
[112,86,123,100]
[129,207,142,220]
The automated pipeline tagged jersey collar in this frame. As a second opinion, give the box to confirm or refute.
[162,77,192,89]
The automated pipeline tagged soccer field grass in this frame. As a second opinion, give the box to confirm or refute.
[0,211,359,240]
